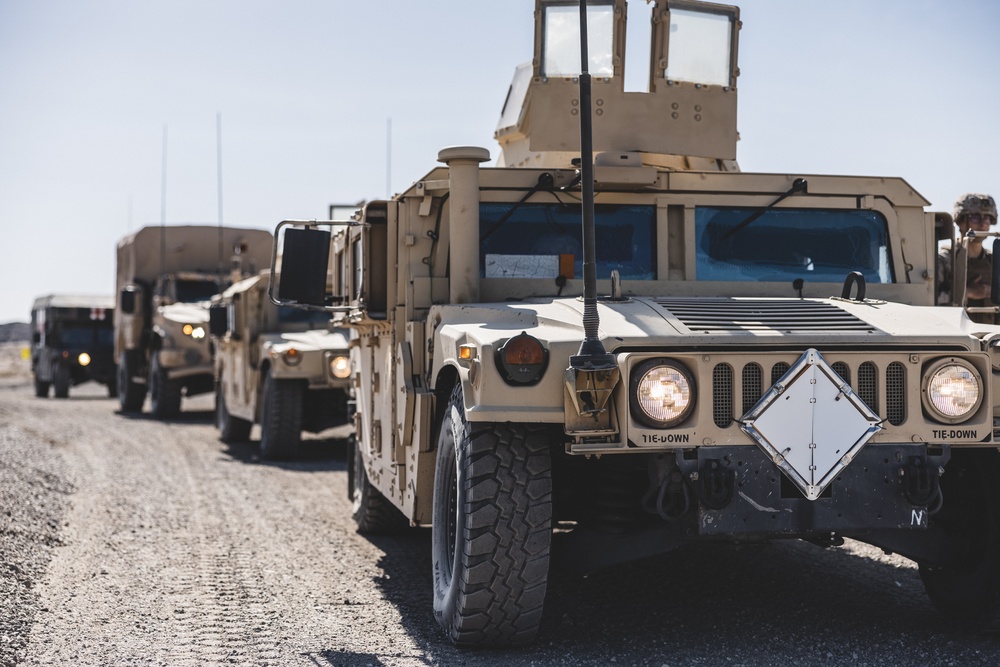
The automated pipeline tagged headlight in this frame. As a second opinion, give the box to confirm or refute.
[182,324,206,339]
[630,358,695,428]
[78,352,91,366]
[923,359,982,423]
[282,348,302,366]
[329,355,351,379]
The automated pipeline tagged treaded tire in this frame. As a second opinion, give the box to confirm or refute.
[431,384,552,647]
[216,384,251,443]
[149,353,182,419]
[919,450,1000,628]
[34,376,50,398]
[118,351,146,413]
[53,362,70,399]
[259,371,304,460]
[106,375,118,398]
[349,434,407,533]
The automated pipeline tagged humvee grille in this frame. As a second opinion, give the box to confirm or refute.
[713,357,906,427]
[655,298,879,334]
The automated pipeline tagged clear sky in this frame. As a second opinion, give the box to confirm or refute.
[1,0,998,324]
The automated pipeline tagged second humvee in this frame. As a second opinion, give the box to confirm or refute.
[210,270,352,459]
[273,0,1000,647]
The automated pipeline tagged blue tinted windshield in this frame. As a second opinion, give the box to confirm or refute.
[56,327,114,349]
[479,203,656,280]
[278,306,331,325]
[695,207,892,283]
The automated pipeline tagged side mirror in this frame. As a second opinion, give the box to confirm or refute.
[277,227,331,306]
[208,305,228,337]
[120,285,140,314]
[934,212,956,242]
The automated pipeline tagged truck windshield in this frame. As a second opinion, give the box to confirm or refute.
[56,326,114,349]
[695,207,892,283]
[479,202,656,280]
[175,279,221,303]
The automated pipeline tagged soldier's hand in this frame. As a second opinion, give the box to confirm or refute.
[968,276,991,300]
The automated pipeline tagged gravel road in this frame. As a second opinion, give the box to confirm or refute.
[1,340,999,666]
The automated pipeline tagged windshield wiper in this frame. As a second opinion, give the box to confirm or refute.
[481,172,555,242]
[721,178,808,240]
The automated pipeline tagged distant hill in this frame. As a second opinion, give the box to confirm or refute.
[0,322,31,342]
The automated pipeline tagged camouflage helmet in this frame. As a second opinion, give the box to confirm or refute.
[953,193,997,220]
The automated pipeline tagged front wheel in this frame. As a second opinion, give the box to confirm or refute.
[118,351,146,413]
[431,385,553,647]
[149,353,182,419]
[34,375,50,398]
[919,450,1000,627]
[259,370,304,460]
[216,384,251,443]
[52,362,70,399]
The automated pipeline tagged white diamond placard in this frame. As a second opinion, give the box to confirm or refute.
[740,349,882,500]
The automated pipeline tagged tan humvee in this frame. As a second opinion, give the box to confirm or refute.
[273,0,1000,647]
[115,225,272,418]
[209,270,352,459]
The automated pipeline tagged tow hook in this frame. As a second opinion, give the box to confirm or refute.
[696,460,735,510]
[902,456,940,506]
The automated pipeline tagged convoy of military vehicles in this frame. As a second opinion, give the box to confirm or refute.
[24,0,1000,651]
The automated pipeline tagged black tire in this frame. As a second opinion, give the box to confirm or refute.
[149,353,182,419]
[259,370,304,460]
[919,450,1000,627]
[34,375,50,398]
[106,374,118,398]
[216,383,251,443]
[118,351,146,413]
[431,384,553,647]
[52,362,70,399]
[349,434,406,533]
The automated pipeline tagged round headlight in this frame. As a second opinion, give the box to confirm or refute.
[78,352,91,366]
[191,326,205,339]
[923,359,982,423]
[182,324,194,336]
[329,355,351,379]
[282,348,302,366]
[630,358,695,428]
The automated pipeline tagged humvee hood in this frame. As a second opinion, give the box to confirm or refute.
[160,302,210,324]
[435,297,993,350]
[271,329,350,353]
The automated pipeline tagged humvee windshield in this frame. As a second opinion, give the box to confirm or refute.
[277,306,331,325]
[479,203,656,280]
[175,279,221,303]
[696,207,892,283]
[56,326,114,349]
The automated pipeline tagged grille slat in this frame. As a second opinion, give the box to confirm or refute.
[713,357,904,426]
[656,298,880,333]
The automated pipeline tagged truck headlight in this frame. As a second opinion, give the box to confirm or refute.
[78,352,91,366]
[630,358,695,428]
[923,359,982,423]
[282,348,302,366]
[329,355,351,379]
[495,332,548,385]
[182,324,206,339]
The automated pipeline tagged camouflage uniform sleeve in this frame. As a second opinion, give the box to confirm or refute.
[936,248,952,305]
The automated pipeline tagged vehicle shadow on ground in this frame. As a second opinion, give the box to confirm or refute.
[346,532,1000,665]
[220,435,348,472]
[114,409,215,424]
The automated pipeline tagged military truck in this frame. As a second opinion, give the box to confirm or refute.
[115,225,272,418]
[209,270,353,459]
[273,0,1000,647]
[30,294,116,398]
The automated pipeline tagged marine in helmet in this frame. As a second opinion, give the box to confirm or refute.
[938,192,998,323]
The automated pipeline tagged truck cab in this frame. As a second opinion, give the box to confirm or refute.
[30,294,116,398]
